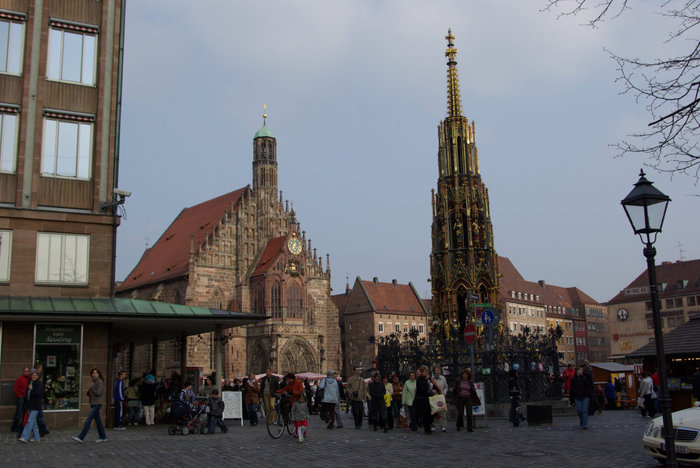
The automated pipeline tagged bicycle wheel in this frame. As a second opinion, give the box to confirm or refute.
[266,409,284,439]
[285,411,294,435]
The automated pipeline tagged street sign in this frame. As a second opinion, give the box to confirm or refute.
[482,308,496,326]
[470,293,479,302]
[471,303,491,308]
[463,323,477,344]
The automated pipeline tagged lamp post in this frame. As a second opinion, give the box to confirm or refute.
[621,169,676,468]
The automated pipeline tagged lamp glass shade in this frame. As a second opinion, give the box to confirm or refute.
[621,170,671,238]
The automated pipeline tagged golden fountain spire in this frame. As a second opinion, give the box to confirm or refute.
[263,104,268,125]
[445,28,462,118]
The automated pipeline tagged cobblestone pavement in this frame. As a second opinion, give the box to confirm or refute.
[0,408,665,467]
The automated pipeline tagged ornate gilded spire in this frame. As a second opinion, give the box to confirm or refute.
[445,29,462,118]
[263,104,267,125]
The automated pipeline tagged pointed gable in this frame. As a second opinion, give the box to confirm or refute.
[359,279,426,316]
[252,236,287,276]
[118,188,248,291]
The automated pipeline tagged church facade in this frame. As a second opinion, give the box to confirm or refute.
[116,119,341,379]
[430,30,501,341]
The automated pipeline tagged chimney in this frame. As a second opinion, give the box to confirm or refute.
[373,277,379,285]
[392,279,398,286]
[538,280,545,288]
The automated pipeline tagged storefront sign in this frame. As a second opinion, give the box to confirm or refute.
[35,324,81,345]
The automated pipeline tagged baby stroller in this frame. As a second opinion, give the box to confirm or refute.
[168,400,207,435]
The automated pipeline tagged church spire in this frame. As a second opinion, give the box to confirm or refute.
[445,29,462,118]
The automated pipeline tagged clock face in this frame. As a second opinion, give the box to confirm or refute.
[287,237,302,255]
[617,309,629,321]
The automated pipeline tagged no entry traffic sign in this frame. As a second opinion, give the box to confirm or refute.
[464,323,476,344]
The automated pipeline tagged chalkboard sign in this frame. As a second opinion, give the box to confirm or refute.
[222,391,243,426]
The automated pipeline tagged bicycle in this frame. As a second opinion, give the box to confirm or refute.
[266,393,295,438]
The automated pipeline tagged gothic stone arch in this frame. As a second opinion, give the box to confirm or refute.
[278,338,319,374]
[248,340,270,375]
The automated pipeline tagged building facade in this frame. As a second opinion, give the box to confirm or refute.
[0,0,125,428]
[339,277,428,375]
[116,119,341,378]
[606,259,700,359]
[430,30,500,342]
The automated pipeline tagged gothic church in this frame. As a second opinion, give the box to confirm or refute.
[117,117,341,378]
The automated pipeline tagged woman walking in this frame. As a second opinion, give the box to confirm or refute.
[451,368,475,432]
[19,369,43,443]
[414,366,434,435]
[402,371,417,431]
[72,368,108,443]
[570,366,594,429]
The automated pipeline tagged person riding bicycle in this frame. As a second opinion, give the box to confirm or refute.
[276,373,304,416]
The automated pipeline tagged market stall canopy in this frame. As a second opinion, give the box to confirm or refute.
[295,372,327,380]
[0,296,268,343]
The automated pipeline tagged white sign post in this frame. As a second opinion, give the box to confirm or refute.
[468,382,487,428]
[222,391,243,426]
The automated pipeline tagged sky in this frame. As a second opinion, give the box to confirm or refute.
[116,0,700,304]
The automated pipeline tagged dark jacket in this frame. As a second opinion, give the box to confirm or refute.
[570,373,594,400]
[27,379,44,411]
[415,375,431,400]
[368,380,385,400]
[140,379,157,406]
[260,375,280,394]
[88,377,105,405]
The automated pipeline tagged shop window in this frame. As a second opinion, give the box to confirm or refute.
[0,105,18,173]
[35,232,89,284]
[0,230,10,281]
[34,324,82,410]
[0,14,24,74]
[41,112,93,179]
[47,20,97,85]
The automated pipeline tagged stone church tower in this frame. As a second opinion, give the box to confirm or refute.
[117,115,341,379]
[430,30,500,341]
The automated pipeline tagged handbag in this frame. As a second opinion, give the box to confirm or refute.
[470,392,482,407]
[429,393,447,414]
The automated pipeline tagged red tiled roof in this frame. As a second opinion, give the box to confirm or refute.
[331,292,351,317]
[359,280,425,316]
[607,259,700,304]
[117,188,248,291]
[252,236,286,276]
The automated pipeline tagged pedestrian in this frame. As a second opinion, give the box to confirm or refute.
[604,380,617,410]
[275,373,304,419]
[201,376,215,398]
[126,377,142,425]
[140,375,157,425]
[414,366,434,435]
[11,367,30,433]
[244,373,260,426]
[570,366,594,429]
[292,386,309,443]
[72,368,108,443]
[432,365,448,432]
[207,388,228,434]
[382,375,393,430]
[179,381,196,409]
[346,366,368,429]
[368,371,387,432]
[333,373,344,428]
[402,370,417,431]
[562,363,575,406]
[390,374,403,428]
[304,378,314,415]
[19,369,43,443]
[451,368,475,432]
[260,369,279,417]
[639,373,656,418]
[318,369,340,430]
[113,371,127,430]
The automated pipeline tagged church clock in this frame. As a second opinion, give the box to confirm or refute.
[287,237,302,255]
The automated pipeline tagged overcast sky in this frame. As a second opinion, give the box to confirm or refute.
[116,0,699,304]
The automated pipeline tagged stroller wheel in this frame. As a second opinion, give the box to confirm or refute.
[181,426,190,435]
[200,426,208,434]
[191,425,199,434]
[168,426,177,435]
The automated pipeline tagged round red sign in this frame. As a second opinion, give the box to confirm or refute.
[464,323,476,344]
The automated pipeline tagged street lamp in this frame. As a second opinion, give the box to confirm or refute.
[621,169,676,468]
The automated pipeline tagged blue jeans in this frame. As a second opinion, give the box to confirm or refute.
[20,410,40,441]
[78,404,107,440]
[11,397,25,431]
[247,403,258,425]
[207,415,228,433]
[575,397,590,428]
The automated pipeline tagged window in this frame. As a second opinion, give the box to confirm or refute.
[403,324,408,333]
[47,20,97,85]
[647,319,654,329]
[253,287,264,315]
[665,299,674,309]
[34,324,82,410]
[348,324,352,331]
[395,323,400,333]
[0,105,18,173]
[270,282,281,318]
[287,283,301,319]
[668,317,676,328]
[35,233,89,284]
[41,112,93,179]
[0,230,11,281]
[378,323,384,333]
[677,316,685,326]
[0,14,24,74]
[688,297,696,307]
[419,324,425,334]
[674,298,683,308]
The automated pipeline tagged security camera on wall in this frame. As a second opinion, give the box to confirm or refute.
[113,188,132,198]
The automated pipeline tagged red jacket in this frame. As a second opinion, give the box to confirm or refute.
[14,374,29,399]
[562,368,575,390]
[276,379,304,406]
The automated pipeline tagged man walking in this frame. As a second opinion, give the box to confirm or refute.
[260,369,279,417]
[345,366,368,429]
[11,367,30,433]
